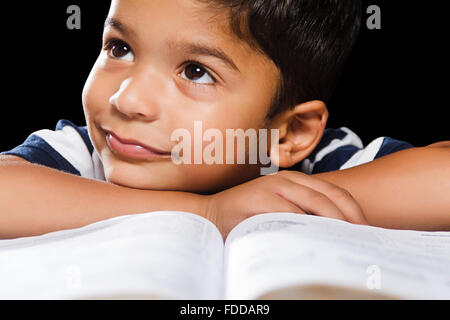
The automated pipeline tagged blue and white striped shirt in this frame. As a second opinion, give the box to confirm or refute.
[1,119,414,180]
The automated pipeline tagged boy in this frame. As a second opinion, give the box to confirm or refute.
[0,0,449,239]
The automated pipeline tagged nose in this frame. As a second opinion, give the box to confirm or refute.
[109,73,161,121]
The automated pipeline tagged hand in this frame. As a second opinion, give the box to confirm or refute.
[204,170,368,239]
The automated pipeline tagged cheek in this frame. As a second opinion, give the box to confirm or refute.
[82,75,106,118]
[82,58,119,119]
[81,66,117,152]
[205,104,267,134]
[210,87,272,132]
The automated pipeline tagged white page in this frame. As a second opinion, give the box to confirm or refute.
[224,213,450,299]
[0,211,224,299]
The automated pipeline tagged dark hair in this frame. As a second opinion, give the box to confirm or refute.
[205,0,362,119]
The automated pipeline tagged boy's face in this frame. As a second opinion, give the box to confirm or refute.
[82,0,279,192]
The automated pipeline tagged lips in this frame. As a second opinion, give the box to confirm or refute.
[105,130,171,160]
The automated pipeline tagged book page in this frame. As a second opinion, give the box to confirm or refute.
[0,211,224,299]
[224,213,450,299]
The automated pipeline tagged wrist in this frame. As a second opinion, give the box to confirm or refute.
[151,190,213,221]
[202,194,218,226]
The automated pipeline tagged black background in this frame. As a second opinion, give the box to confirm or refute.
[0,300,443,318]
[1,0,448,152]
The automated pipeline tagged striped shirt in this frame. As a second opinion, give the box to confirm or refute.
[1,119,414,180]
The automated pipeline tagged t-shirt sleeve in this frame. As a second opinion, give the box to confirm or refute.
[295,127,414,174]
[0,119,97,177]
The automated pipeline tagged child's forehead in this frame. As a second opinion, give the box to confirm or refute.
[105,0,280,98]
[106,0,269,71]
[108,0,234,37]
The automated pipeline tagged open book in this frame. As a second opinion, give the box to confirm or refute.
[1,211,449,299]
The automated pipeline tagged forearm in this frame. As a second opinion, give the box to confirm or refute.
[315,145,450,231]
[0,161,207,239]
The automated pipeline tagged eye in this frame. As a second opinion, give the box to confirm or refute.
[180,63,216,84]
[104,39,134,62]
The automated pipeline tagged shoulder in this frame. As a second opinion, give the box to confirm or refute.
[1,120,104,180]
[296,127,414,174]
[54,119,94,153]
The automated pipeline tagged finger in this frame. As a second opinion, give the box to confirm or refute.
[277,171,367,224]
[274,179,348,222]
[324,186,367,225]
[265,193,308,216]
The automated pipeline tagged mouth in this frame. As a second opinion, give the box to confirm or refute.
[103,130,172,161]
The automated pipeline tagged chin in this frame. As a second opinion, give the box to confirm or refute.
[104,168,167,190]
[102,160,257,193]
[101,157,177,190]
[104,169,218,194]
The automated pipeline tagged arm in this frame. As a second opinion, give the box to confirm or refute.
[314,143,450,230]
[0,155,207,239]
[0,155,367,240]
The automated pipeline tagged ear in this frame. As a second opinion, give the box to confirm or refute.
[268,100,328,168]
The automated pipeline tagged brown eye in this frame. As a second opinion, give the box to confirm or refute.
[181,63,216,84]
[184,64,206,80]
[104,39,134,61]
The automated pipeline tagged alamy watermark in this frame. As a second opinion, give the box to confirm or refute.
[170,121,280,175]
[66,5,81,30]
[366,264,382,290]
[65,264,82,290]
[65,4,381,31]
[366,5,382,30]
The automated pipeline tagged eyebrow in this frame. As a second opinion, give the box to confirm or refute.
[104,17,136,38]
[104,17,239,72]
[169,41,239,73]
